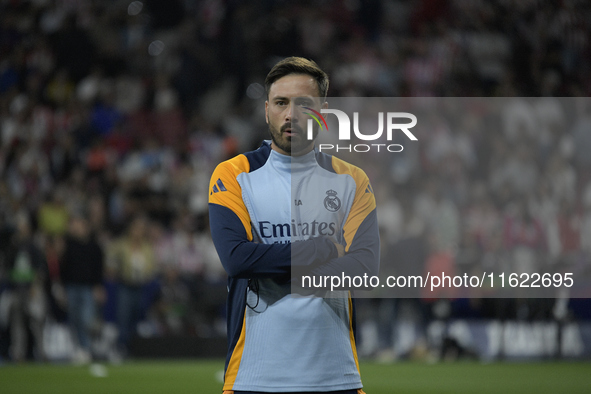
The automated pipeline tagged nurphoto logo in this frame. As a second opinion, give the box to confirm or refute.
[305,108,418,153]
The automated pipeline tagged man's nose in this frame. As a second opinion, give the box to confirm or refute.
[285,104,292,121]
[286,104,297,123]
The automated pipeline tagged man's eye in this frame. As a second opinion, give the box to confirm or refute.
[276,101,286,106]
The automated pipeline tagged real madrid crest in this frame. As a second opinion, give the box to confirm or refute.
[324,190,341,212]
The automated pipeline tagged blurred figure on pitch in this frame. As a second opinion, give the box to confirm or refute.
[5,214,48,362]
[107,214,157,354]
[59,213,104,364]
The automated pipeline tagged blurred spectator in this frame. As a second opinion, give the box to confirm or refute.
[571,104,591,178]
[464,184,501,250]
[37,190,69,239]
[491,141,540,198]
[389,212,429,360]
[59,214,104,364]
[45,68,74,106]
[544,152,577,206]
[106,214,157,353]
[5,214,47,362]
[549,199,582,266]
[89,95,122,138]
[581,183,591,258]
[426,184,460,254]
[503,199,547,278]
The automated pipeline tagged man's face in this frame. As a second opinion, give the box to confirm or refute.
[265,74,325,156]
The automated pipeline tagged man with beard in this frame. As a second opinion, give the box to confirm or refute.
[208,57,379,394]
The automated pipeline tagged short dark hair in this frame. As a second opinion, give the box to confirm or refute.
[265,57,329,99]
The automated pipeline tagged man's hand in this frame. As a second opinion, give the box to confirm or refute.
[333,242,345,258]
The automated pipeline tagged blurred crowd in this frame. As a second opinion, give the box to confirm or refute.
[1,0,590,363]
[349,95,591,361]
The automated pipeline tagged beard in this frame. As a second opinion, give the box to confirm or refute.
[269,122,318,156]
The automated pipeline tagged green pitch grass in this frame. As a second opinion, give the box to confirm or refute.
[1,360,590,393]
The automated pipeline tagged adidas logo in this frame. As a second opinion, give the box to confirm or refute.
[211,178,227,194]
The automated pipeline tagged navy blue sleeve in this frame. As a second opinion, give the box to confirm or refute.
[209,203,338,279]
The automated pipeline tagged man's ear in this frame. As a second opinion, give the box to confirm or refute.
[265,101,269,124]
